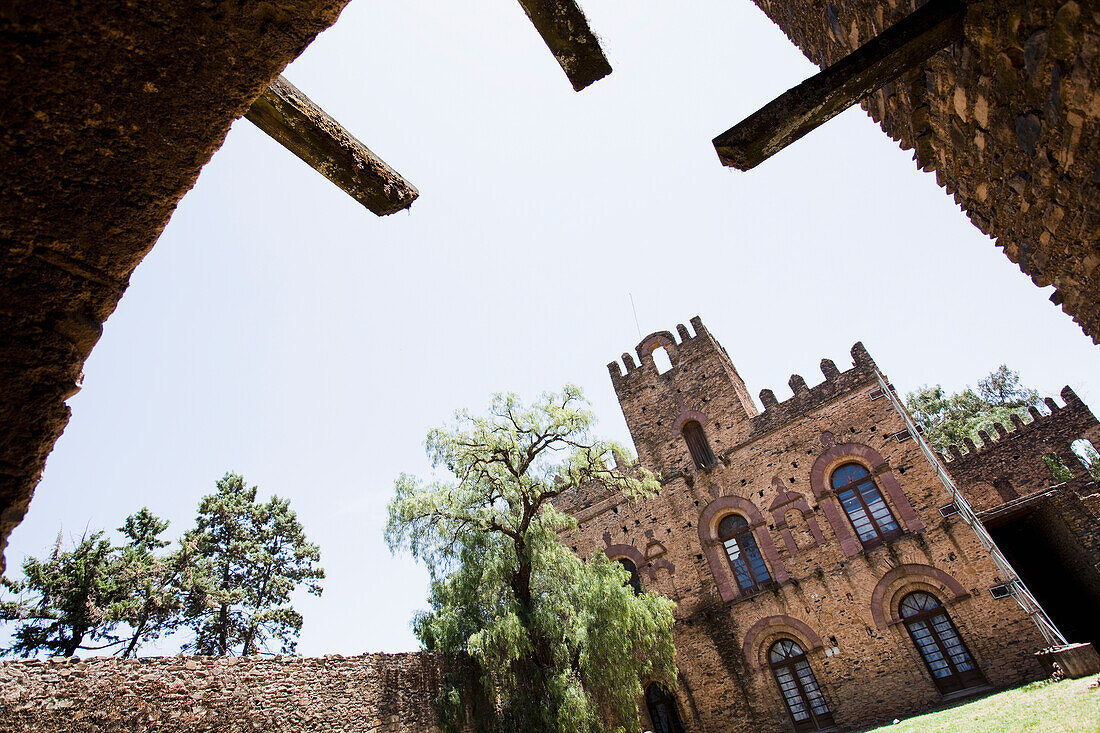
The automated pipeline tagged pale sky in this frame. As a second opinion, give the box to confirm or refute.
[6,0,1099,656]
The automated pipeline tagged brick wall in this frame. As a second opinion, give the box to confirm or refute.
[561,319,1048,732]
[942,385,1100,511]
[0,654,447,733]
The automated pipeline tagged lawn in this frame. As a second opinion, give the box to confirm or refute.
[863,677,1100,733]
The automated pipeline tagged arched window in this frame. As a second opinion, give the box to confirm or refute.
[682,420,717,469]
[617,557,643,595]
[900,592,986,694]
[644,683,686,733]
[1071,438,1100,480]
[830,463,901,547]
[768,639,834,731]
[652,346,674,375]
[717,514,771,592]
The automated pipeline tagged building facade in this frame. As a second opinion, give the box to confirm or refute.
[556,317,1100,732]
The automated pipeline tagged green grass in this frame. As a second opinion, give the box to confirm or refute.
[863,677,1100,733]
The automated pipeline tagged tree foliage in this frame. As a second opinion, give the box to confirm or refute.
[0,531,121,657]
[386,386,677,733]
[111,509,196,657]
[182,473,324,656]
[1,475,324,658]
[906,365,1042,452]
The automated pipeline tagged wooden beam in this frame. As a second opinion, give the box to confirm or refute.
[713,0,966,171]
[516,0,612,91]
[246,76,418,216]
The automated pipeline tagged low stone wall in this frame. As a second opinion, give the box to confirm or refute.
[0,653,445,732]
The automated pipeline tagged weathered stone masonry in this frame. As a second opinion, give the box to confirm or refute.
[744,0,1100,344]
[0,654,446,733]
[557,317,1098,732]
[2,319,1097,732]
[0,0,351,573]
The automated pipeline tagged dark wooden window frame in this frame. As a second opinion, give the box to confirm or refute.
[717,514,773,593]
[900,592,987,694]
[644,682,687,733]
[682,419,718,469]
[830,462,903,549]
[768,639,836,732]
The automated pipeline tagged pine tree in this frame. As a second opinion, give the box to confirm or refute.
[1,531,122,656]
[111,508,195,657]
[182,473,324,655]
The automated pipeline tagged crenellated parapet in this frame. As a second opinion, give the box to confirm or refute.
[942,386,1100,511]
[744,342,880,443]
[607,317,759,472]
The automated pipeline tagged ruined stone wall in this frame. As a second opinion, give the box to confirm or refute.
[746,0,1100,343]
[0,0,350,572]
[560,321,1046,732]
[0,654,448,733]
[942,385,1100,511]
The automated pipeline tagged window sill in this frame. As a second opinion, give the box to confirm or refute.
[856,529,909,553]
[730,580,779,603]
[939,683,993,703]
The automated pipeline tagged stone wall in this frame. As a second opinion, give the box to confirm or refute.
[559,319,1047,733]
[941,385,1100,511]
[746,0,1100,344]
[0,654,446,733]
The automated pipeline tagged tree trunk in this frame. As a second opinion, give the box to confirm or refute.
[63,626,86,656]
[218,603,228,655]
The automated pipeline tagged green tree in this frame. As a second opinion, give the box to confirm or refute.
[0,531,122,657]
[906,365,1042,452]
[386,386,677,733]
[110,508,197,658]
[182,473,324,656]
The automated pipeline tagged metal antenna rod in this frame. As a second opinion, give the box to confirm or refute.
[629,293,642,340]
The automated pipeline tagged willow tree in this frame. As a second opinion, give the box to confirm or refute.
[386,386,676,733]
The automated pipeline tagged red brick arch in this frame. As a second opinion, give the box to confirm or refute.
[672,409,709,437]
[809,442,925,557]
[869,564,969,629]
[742,614,825,670]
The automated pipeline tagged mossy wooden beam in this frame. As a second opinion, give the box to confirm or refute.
[713,0,966,171]
[246,75,418,215]
[516,0,612,91]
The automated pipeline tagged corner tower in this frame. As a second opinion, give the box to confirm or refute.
[608,316,758,475]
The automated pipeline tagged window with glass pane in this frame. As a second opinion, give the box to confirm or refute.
[682,420,717,469]
[717,514,771,592]
[830,462,901,546]
[900,592,986,694]
[769,639,835,732]
[644,683,686,733]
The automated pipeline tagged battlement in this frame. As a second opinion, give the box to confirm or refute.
[942,386,1095,464]
[744,342,879,442]
[940,385,1100,513]
[606,316,711,383]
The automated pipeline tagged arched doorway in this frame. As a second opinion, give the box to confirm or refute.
[899,591,986,694]
[644,682,686,733]
[768,639,834,731]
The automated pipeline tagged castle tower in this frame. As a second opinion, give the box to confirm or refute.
[608,316,758,474]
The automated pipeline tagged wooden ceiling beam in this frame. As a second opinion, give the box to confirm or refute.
[516,0,612,91]
[713,0,966,171]
[246,75,418,216]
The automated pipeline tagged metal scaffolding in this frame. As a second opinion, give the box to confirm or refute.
[872,368,1067,647]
